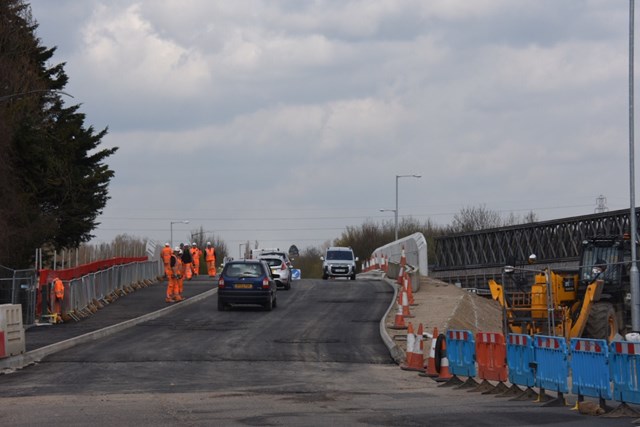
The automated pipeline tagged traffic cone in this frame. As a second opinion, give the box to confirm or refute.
[422,327,439,377]
[402,323,425,371]
[401,322,416,369]
[434,334,457,383]
[403,273,415,305]
[389,301,407,330]
[401,289,414,318]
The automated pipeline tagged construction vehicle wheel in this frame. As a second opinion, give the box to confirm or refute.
[584,302,618,342]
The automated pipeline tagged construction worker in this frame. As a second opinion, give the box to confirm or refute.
[205,242,216,277]
[52,277,65,321]
[161,242,172,278]
[190,243,201,277]
[181,242,193,281]
[167,246,184,302]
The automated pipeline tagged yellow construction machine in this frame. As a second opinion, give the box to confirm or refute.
[489,235,632,342]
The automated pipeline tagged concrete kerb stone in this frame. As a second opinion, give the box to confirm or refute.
[0,288,218,373]
[380,277,404,364]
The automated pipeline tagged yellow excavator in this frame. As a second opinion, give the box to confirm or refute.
[489,235,631,342]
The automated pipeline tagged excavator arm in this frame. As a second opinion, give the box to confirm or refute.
[569,279,604,339]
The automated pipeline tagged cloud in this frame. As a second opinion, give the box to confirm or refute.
[27,0,635,248]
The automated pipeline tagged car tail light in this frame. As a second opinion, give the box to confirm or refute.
[218,277,225,288]
[262,277,270,289]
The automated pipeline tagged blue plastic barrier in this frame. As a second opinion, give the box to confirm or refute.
[506,334,536,388]
[570,338,611,400]
[534,335,569,393]
[610,341,640,404]
[446,330,476,377]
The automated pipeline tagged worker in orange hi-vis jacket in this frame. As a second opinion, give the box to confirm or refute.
[52,277,65,320]
[190,243,201,276]
[205,242,216,277]
[161,242,172,278]
[168,247,184,302]
[181,242,193,281]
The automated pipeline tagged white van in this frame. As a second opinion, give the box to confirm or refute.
[321,247,358,280]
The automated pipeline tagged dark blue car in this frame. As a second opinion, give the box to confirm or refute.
[217,259,278,311]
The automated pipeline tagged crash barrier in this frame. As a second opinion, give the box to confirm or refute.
[0,304,25,358]
[370,232,429,278]
[610,341,640,405]
[49,260,161,321]
[476,332,507,382]
[533,335,569,395]
[570,338,612,401]
[446,330,476,378]
[506,334,536,388]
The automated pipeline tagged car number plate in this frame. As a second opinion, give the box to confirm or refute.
[234,283,253,289]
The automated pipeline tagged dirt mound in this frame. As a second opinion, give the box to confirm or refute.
[385,277,504,357]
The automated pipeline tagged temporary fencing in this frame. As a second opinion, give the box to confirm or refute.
[609,341,640,406]
[505,334,537,399]
[54,260,161,321]
[473,332,508,394]
[442,330,477,388]
[570,338,612,407]
[533,335,569,405]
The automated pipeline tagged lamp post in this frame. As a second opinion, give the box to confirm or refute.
[170,220,189,248]
[395,174,422,241]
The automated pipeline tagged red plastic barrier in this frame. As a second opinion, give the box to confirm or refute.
[475,332,508,382]
[38,257,148,286]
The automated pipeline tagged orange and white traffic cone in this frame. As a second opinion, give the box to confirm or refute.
[401,322,416,369]
[403,273,415,305]
[389,301,407,330]
[401,289,414,318]
[422,327,439,377]
[435,334,460,384]
[396,246,406,284]
[402,323,425,371]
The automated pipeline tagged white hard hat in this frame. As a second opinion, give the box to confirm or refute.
[192,242,197,246]
[207,241,211,245]
[174,246,181,252]
[165,243,170,247]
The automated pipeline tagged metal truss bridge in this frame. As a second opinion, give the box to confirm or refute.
[431,208,639,290]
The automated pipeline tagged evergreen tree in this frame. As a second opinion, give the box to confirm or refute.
[0,0,117,267]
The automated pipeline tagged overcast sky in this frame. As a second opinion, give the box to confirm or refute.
[28,0,636,254]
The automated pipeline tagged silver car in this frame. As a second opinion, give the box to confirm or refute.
[259,255,291,290]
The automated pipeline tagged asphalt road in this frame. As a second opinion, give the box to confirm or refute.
[0,278,632,426]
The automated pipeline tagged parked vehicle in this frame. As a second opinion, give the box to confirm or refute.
[259,255,291,290]
[217,259,278,311]
[321,247,358,280]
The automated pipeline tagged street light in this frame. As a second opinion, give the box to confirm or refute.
[395,174,422,241]
[170,220,189,248]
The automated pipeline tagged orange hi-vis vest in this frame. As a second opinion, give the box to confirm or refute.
[53,278,64,299]
[205,247,215,261]
[161,246,172,264]
[171,255,183,278]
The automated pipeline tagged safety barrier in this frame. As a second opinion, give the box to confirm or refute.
[412,330,640,417]
[476,332,507,382]
[0,304,25,357]
[506,334,536,388]
[610,341,640,405]
[446,330,476,378]
[51,260,161,320]
[570,338,611,402]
